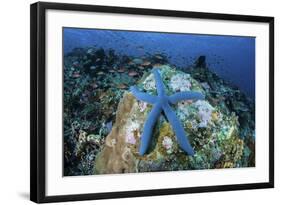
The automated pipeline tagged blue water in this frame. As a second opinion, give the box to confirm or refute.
[63,28,255,99]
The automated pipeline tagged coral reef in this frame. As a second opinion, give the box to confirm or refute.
[94,64,254,174]
[63,46,255,176]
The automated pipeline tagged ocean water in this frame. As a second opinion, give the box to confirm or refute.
[63,28,255,99]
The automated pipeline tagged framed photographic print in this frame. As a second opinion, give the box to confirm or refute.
[30,1,274,203]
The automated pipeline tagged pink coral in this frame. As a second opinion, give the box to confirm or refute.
[139,101,147,112]
[162,136,173,150]
[126,132,136,145]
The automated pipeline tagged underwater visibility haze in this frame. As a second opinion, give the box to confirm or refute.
[63,28,255,176]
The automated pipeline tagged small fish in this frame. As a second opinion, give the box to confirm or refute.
[117,68,126,73]
[128,71,138,77]
[97,71,105,75]
[72,60,79,65]
[141,60,151,66]
[117,84,127,89]
[137,46,144,51]
[128,61,134,65]
[153,63,163,67]
[72,72,80,78]
[155,55,163,60]
[91,83,98,89]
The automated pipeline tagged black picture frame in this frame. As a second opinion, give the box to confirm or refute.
[30,1,274,203]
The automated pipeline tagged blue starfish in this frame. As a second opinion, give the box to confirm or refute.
[130,68,204,156]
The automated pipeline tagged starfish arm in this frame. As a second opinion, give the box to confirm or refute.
[139,103,162,155]
[130,86,157,104]
[168,91,204,104]
[152,68,166,96]
[162,103,195,156]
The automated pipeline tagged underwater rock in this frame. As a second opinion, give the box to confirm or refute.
[94,64,248,174]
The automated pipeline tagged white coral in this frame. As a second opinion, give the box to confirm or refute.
[170,73,192,92]
[143,73,156,91]
[162,136,173,154]
[177,100,193,117]
[139,101,148,112]
[125,121,140,145]
[193,100,214,128]
[126,132,136,145]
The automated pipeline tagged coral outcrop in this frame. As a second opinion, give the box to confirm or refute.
[130,68,204,156]
[94,64,252,174]
[63,46,255,176]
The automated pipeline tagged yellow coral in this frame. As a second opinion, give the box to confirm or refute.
[211,111,219,122]
[223,162,234,168]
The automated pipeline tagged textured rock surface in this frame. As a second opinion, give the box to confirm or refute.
[94,65,251,174]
